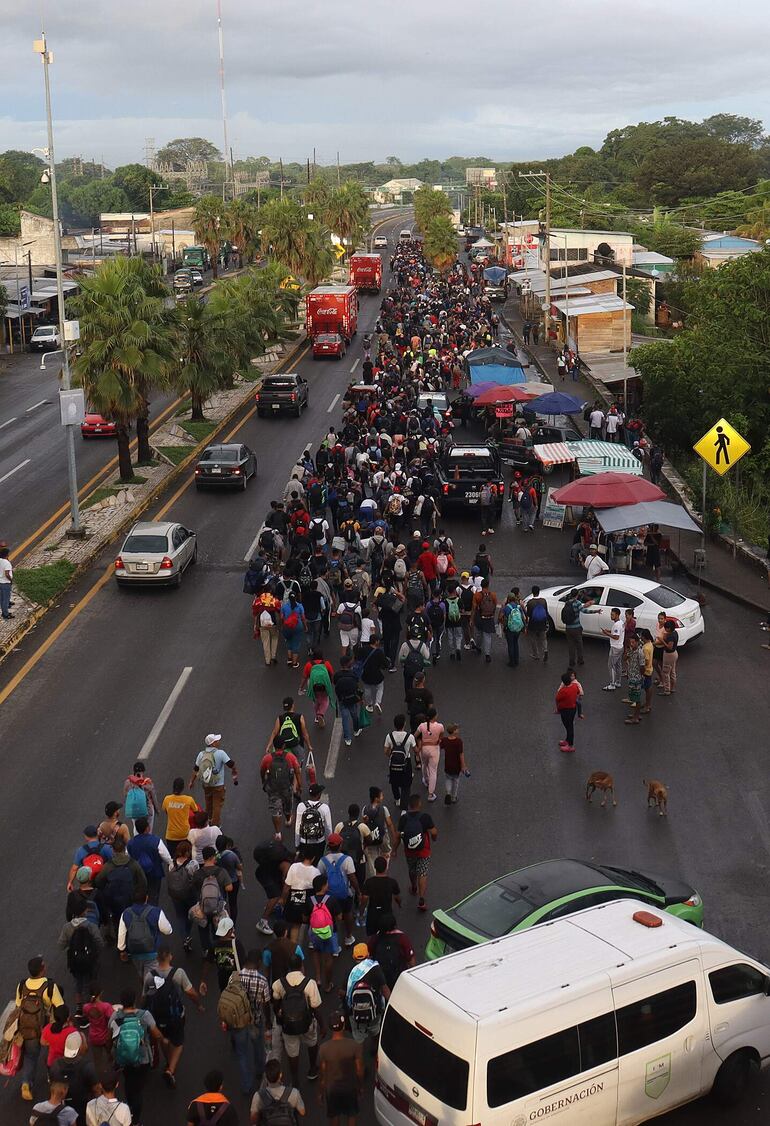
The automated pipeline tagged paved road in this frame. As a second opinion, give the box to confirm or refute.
[1,216,768,1125]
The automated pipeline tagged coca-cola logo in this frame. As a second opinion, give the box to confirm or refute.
[314,307,338,315]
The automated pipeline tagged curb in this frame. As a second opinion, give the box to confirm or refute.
[676,563,769,615]
[0,336,306,665]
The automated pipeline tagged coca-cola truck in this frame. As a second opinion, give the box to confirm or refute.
[305,286,358,344]
[348,252,382,292]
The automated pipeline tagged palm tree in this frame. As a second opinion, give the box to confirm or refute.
[222,198,260,264]
[259,198,310,277]
[193,194,224,277]
[69,258,172,481]
[171,297,234,421]
[423,215,458,273]
[305,178,330,212]
[323,182,370,253]
[414,184,452,234]
[301,225,335,287]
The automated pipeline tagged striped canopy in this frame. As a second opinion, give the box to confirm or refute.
[565,440,644,476]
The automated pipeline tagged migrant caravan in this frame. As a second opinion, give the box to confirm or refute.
[375,899,770,1126]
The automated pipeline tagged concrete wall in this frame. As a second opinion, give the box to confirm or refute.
[0,210,58,268]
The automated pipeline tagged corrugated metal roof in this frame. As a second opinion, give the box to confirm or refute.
[547,294,633,315]
[566,440,643,475]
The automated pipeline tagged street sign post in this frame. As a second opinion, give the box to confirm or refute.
[692,417,751,562]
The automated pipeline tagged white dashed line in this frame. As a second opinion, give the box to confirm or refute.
[26,399,48,413]
[324,717,343,779]
[0,459,31,485]
[327,394,340,413]
[138,666,194,761]
[349,359,360,373]
[0,418,17,430]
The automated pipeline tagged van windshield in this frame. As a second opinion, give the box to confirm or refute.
[381,1008,469,1110]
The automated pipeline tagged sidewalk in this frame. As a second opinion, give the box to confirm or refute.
[500,296,770,615]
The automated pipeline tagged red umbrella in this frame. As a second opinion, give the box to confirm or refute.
[552,472,666,508]
[473,385,536,406]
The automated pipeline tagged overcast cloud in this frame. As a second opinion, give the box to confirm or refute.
[1,0,769,167]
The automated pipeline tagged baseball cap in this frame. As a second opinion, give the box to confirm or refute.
[75,866,93,884]
[83,825,98,837]
[461,570,470,579]
[308,783,324,797]
[63,1032,82,1059]
[327,833,343,848]
[353,942,370,961]
[343,578,353,588]
[205,734,222,746]
[330,1011,346,1031]
[216,916,235,937]
[589,543,598,550]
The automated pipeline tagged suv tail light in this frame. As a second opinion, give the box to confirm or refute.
[159,556,174,570]
[290,392,297,401]
[254,392,260,402]
[114,557,124,570]
[429,921,438,936]
[442,483,449,495]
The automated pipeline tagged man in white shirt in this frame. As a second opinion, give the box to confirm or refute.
[605,409,620,441]
[584,545,609,581]
[0,545,13,619]
[86,1072,132,1126]
[602,607,624,690]
[295,783,333,860]
[589,406,604,439]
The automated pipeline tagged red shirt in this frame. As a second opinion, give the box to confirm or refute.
[259,751,301,778]
[417,550,438,581]
[302,659,334,681]
[41,1022,78,1066]
[556,682,581,711]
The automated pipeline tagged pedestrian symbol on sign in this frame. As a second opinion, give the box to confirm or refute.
[713,425,730,466]
[693,418,750,477]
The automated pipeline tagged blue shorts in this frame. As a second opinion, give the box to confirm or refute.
[642,675,652,690]
[309,931,340,954]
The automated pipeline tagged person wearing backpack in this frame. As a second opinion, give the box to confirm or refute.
[561,588,586,667]
[332,652,363,749]
[335,579,362,652]
[272,953,325,1086]
[519,480,538,531]
[122,761,159,835]
[187,1069,240,1126]
[345,943,390,1047]
[96,800,130,849]
[318,1010,365,1123]
[57,897,104,1006]
[361,787,398,878]
[384,714,415,811]
[307,873,342,992]
[398,632,430,697]
[479,481,496,537]
[320,835,360,949]
[189,733,239,829]
[425,592,447,664]
[93,837,147,941]
[367,914,416,989]
[49,1032,99,1121]
[472,578,498,663]
[191,846,233,955]
[222,948,272,1098]
[499,589,525,668]
[85,1071,131,1126]
[167,842,200,945]
[260,737,302,840]
[142,945,203,1089]
[281,849,322,944]
[281,592,307,670]
[250,1057,305,1126]
[118,892,172,979]
[294,782,333,863]
[265,696,313,770]
[443,579,464,662]
[29,1079,78,1126]
[15,956,64,1102]
[65,825,113,893]
[127,816,172,906]
[393,793,437,911]
[252,588,281,666]
[525,584,550,661]
[108,987,166,1126]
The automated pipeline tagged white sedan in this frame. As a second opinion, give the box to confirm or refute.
[373,234,388,249]
[527,575,705,646]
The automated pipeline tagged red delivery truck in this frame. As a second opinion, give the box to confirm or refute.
[348,252,382,292]
[305,285,358,343]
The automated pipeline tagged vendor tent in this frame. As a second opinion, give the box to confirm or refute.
[595,501,701,534]
[466,346,520,367]
[469,363,526,386]
[565,440,644,476]
[533,442,576,468]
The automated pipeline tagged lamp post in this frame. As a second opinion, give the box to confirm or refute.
[33,30,82,535]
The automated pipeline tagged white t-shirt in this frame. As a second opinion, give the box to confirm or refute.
[284,861,321,894]
[609,620,624,650]
[585,555,609,580]
[187,824,222,863]
[589,409,604,429]
[294,801,333,846]
[360,615,377,643]
[87,1096,132,1126]
[0,558,12,584]
[605,413,619,434]
[385,731,416,757]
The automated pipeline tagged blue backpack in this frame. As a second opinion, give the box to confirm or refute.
[320,854,350,901]
[125,784,148,819]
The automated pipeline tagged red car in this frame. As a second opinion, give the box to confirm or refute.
[312,332,346,360]
[80,413,117,438]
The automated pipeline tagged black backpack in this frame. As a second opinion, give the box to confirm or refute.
[427,601,445,630]
[403,640,425,680]
[147,971,185,1027]
[401,812,425,853]
[67,924,98,976]
[350,978,379,1026]
[31,1103,67,1125]
[561,600,577,626]
[374,933,405,989]
[279,976,312,1035]
[260,1087,297,1126]
[299,803,326,844]
[387,732,411,775]
[340,822,364,865]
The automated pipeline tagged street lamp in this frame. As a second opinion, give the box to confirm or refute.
[33,30,82,535]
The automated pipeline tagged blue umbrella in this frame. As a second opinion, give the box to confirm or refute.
[483,266,507,285]
[528,391,586,415]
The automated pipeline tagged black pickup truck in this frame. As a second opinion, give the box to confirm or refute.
[436,443,505,516]
[255,373,310,418]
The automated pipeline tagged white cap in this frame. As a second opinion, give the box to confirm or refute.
[205,734,222,747]
[216,915,234,937]
[63,1031,83,1058]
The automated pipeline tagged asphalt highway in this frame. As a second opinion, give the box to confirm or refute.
[0,214,768,1125]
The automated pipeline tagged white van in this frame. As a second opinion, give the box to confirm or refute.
[375,900,770,1126]
[399,229,412,243]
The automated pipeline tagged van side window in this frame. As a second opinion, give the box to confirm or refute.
[380,1008,469,1110]
[579,1011,618,1071]
[710,965,768,1004]
[616,981,697,1056]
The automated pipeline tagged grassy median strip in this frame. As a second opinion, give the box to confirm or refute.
[180,420,217,442]
[14,560,77,605]
[157,445,191,466]
[82,486,121,510]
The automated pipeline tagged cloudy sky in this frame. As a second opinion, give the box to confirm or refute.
[1,0,769,168]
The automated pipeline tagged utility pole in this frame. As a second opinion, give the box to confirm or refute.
[307,157,310,185]
[622,263,628,409]
[519,170,551,344]
[34,30,82,535]
[216,0,231,201]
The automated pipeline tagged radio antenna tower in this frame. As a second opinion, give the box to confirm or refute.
[216,0,231,198]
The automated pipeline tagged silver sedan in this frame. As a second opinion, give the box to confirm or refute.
[114,520,197,588]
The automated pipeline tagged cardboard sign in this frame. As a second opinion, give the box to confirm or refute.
[541,486,567,529]
[495,403,514,418]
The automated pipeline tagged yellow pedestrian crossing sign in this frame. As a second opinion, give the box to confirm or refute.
[693,417,751,476]
[333,244,346,260]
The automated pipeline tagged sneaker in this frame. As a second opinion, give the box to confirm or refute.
[365,705,374,713]
[353,728,362,737]
[418,899,427,912]
[306,1070,319,1081]
[428,793,437,802]
[602,684,616,691]
[256,919,274,935]
[344,935,356,947]
[444,794,452,805]
[561,744,576,754]
[374,702,382,714]
[487,528,494,535]
[388,665,397,673]
[183,936,193,952]
[463,643,472,650]
[344,738,352,747]
[21,1084,33,1102]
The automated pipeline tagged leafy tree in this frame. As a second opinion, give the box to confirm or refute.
[155,137,222,169]
[171,297,233,420]
[624,276,652,317]
[221,198,260,262]
[111,164,163,211]
[259,198,311,277]
[635,138,761,206]
[0,151,46,204]
[305,178,330,211]
[0,203,20,235]
[300,224,335,287]
[66,182,132,227]
[413,185,452,233]
[193,195,225,277]
[702,113,767,148]
[321,182,370,251]
[423,215,458,273]
[69,257,173,480]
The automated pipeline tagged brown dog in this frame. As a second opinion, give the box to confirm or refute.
[644,779,668,816]
[586,771,616,808]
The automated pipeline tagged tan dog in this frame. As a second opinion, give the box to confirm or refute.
[586,771,616,808]
[644,779,668,816]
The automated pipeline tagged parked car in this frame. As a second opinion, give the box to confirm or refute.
[30,325,61,352]
[114,520,197,588]
[80,413,116,439]
[255,373,309,418]
[524,575,705,646]
[194,443,257,490]
[426,857,704,960]
[312,332,346,360]
[189,268,204,287]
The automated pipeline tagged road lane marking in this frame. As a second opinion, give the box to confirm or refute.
[138,666,193,761]
[0,564,113,709]
[327,394,340,413]
[26,400,48,413]
[0,418,17,430]
[349,359,359,373]
[243,529,262,563]
[325,717,343,779]
[0,459,31,485]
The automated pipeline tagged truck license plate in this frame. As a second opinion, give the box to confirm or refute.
[271,404,280,410]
